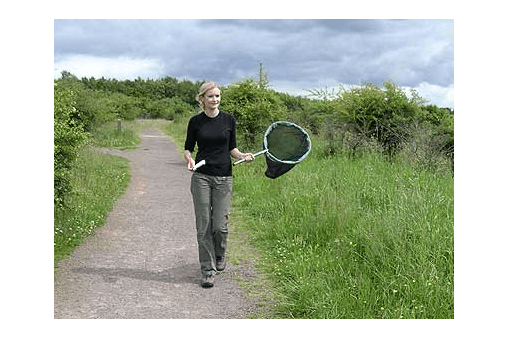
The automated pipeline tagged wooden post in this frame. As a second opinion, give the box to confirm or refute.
[117,118,121,132]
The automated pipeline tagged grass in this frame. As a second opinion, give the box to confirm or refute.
[91,119,175,149]
[54,146,130,268]
[91,122,140,149]
[230,141,454,318]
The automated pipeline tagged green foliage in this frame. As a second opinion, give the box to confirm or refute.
[54,81,89,206]
[419,104,454,155]
[278,92,309,112]
[298,99,338,135]
[296,82,454,174]
[221,79,287,146]
[54,147,130,266]
[56,76,98,132]
[336,82,422,155]
[56,76,123,128]
[80,75,201,105]
[144,97,195,120]
[174,79,202,106]
[91,121,141,149]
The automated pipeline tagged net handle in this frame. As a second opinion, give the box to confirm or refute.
[233,149,268,166]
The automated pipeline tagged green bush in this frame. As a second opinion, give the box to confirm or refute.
[419,105,454,157]
[297,99,338,135]
[221,79,288,147]
[75,89,119,125]
[336,82,422,155]
[143,97,195,120]
[397,121,453,174]
[301,82,453,173]
[54,82,89,206]
[317,118,382,158]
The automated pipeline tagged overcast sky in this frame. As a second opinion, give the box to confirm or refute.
[54,19,454,108]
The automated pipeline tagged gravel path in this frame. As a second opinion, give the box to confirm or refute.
[54,129,256,319]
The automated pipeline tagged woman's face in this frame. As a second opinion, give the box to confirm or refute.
[202,87,221,111]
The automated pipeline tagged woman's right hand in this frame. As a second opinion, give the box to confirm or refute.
[188,158,195,171]
[185,150,195,171]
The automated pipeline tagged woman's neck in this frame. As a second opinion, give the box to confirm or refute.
[204,108,219,118]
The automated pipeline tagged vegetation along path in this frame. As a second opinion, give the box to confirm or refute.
[54,129,256,318]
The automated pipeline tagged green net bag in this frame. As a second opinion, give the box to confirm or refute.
[234,121,311,179]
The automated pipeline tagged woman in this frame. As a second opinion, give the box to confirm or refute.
[184,81,254,288]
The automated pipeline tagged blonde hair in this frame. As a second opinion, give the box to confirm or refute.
[196,81,221,108]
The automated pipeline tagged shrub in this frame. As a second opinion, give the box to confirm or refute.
[318,118,382,158]
[221,79,287,147]
[336,82,422,156]
[397,121,453,174]
[54,82,89,206]
[144,97,195,120]
[419,105,454,158]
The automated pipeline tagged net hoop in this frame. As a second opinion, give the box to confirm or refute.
[263,121,311,165]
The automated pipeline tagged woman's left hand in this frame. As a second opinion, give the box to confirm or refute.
[243,153,254,162]
[231,148,255,163]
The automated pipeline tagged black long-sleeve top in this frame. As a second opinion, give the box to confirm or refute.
[184,111,237,176]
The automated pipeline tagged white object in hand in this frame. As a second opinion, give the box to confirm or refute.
[193,159,206,171]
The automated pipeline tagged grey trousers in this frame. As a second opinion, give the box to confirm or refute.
[190,172,232,276]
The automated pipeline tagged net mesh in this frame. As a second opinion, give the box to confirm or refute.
[262,121,311,179]
[264,121,311,164]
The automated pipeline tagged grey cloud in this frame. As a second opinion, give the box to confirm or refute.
[54,19,453,91]
[200,19,386,35]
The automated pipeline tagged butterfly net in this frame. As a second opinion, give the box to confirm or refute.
[263,121,311,178]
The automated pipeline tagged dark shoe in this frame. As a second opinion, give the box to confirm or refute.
[216,257,226,271]
[201,274,214,288]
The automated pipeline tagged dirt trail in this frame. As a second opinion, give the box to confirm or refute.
[54,129,255,319]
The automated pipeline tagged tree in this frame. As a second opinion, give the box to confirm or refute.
[60,70,78,80]
[221,79,285,146]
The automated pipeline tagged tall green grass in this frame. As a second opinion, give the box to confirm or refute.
[230,138,454,318]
